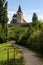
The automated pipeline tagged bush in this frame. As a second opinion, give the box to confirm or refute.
[8,23,43,56]
[0,24,7,43]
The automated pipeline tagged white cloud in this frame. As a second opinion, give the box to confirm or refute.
[32,9,40,13]
[23,10,32,22]
[38,14,43,21]
[8,9,43,23]
[23,9,43,22]
[8,11,15,15]
[8,11,15,23]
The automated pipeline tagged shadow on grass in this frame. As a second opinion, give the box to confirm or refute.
[0,57,24,65]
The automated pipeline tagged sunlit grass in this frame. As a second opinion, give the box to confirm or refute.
[0,43,24,65]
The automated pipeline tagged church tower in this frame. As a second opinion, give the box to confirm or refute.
[10,5,27,25]
[17,5,23,23]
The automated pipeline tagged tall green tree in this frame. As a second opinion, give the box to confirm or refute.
[3,1,8,27]
[3,1,8,37]
[0,0,3,24]
[0,0,8,27]
[32,13,41,30]
[0,0,8,40]
[32,13,38,22]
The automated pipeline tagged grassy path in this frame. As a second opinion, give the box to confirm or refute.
[10,41,43,65]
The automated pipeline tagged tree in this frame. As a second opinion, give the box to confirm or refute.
[3,1,8,37]
[3,1,8,26]
[0,0,8,41]
[0,0,8,27]
[32,13,38,22]
[0,0,3,24]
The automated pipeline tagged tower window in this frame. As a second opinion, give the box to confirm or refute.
[18,13,19,15]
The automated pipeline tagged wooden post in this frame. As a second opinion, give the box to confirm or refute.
[7,48,9,65]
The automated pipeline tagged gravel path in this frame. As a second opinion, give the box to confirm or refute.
[10,41,43,65]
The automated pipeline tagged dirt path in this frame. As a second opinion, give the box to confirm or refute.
[10,41,43,65]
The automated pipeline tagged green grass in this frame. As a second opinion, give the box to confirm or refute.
[0,43,24,65]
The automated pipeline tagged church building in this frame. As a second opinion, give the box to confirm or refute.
[10,5,27,25]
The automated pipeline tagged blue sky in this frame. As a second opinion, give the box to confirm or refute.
[7,0,43,23]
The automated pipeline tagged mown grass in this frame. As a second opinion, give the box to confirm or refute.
[0,43,24,65]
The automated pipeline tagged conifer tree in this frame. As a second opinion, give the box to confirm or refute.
[32,13,38,22]
[0,0,3,24]
[0,0,8,38]
[3,1,8,37]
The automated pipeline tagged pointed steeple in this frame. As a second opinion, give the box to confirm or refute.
[17,5,22,13]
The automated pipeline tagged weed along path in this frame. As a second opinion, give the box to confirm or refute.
[10,41,43,65]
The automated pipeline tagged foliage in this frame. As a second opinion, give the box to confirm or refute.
[0,24,6,43]
[0,0,8,42]
[8,25,28,41]
[8,21,43,56]
[0,0,8,28]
